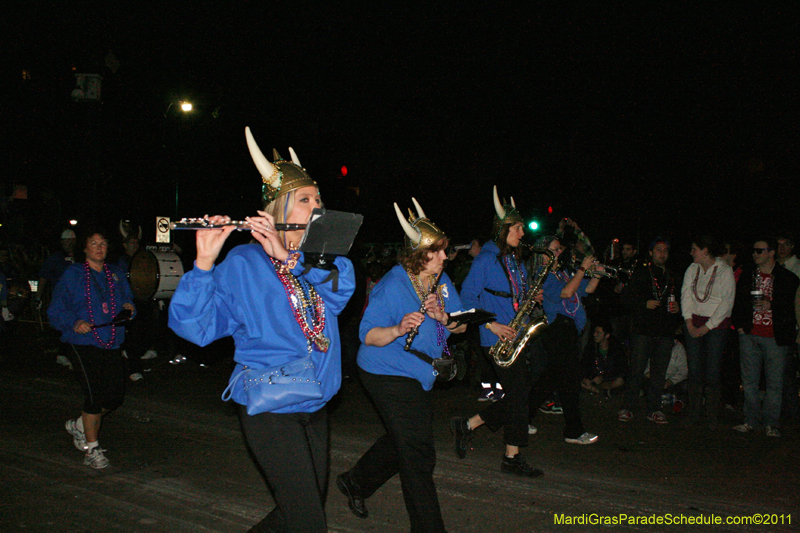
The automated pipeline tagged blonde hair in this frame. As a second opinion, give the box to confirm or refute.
[263,187,321,244]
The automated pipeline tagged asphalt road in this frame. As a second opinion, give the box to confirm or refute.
[2,322,798,532]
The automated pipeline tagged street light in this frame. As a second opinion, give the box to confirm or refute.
[167,100,194,219]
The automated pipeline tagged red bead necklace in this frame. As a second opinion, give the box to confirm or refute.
[272,259,329,352]
[84,261,116,349]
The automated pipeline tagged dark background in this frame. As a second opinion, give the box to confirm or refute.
[3,2,798,255]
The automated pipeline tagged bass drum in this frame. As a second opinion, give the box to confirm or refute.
[128,250,185,300]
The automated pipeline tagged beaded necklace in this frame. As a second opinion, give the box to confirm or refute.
[649,264,670,301]
[406,270,450,357]
[407,271,437,301]
[272,259,329,352]
[554,270,581,316]
[691,264,718,303]
[84,261,116,349]
[501,254,528,312]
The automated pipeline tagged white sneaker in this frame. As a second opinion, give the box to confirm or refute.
[565,432,599,445]
[141,350,158,360]
[84,447,110,469]
[129,373,143,382]
[56,355,73,370]
[528,424,538,435]
[733,423,754,433]
[65,419,88,451]
[765,425,781,437]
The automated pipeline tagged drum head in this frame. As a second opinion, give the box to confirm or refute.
[128,250,158,300]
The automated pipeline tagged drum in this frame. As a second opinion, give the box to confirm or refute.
[128,250,184,300]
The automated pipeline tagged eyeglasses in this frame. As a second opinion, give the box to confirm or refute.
[752,248,771,254]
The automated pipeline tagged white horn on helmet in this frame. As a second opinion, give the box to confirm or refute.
[394,203,421,245]
[411,197,427,220]
[493,185,506,219]
[245,127,281,189]
[288,147,302,167]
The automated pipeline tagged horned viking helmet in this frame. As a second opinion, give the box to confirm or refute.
[394,198,447,252]
[492,185,523,242]
[245,127,317,204]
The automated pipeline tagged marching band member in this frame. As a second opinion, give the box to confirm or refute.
[336,199,465,532]
[451,186,544,477]
[528,234,599,445]
[169,128,355,533]
[49,228,136,469]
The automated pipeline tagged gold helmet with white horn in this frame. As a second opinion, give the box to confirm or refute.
[245,127,317,204]
[492,185,523,242]
[393,198,447,252]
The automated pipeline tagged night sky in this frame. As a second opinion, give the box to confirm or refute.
[4,2,799,256]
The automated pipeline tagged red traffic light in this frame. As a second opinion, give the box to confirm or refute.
[341,166,348,177]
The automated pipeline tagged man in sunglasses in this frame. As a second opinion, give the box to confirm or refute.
[731,238,799,437]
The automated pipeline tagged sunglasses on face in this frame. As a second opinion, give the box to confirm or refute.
[753,248,771,254]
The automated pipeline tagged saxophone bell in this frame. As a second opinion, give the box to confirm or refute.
[489,248,557,368]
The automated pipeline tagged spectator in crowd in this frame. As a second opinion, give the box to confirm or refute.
[581,321,626,395]
[644,336,689,404]
[619,237,681,425]
[681,235,735,426]
[607,238,640,346]
[775,233,800,423]
[721,240,746,413]
[776,234,800,278]
[732,238,799,437]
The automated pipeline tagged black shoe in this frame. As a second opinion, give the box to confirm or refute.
[501,454,544,478]
[451,417,474,459]
[336,471,368,519]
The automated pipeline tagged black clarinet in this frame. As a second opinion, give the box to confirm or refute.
[404,273,440,351]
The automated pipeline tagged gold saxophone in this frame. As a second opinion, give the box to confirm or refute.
[490,248,557,368]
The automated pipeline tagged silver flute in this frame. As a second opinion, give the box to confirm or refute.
[405,273,441,352]
[170,217,306,232]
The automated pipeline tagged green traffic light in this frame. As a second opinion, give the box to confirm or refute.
[528,221,539,231]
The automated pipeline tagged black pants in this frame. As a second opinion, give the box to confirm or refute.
[477,346,531,447]
[69,344,126,414]
[349,370,446,533]
[238,406,329,533]
[625,334,672,413]
[529,315,586,439]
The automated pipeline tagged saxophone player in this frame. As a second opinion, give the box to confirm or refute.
[451,186,544,478]
[528,234,600,445]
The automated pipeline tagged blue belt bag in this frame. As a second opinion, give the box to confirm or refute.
[221,356,323,415]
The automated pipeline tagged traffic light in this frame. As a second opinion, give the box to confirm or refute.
[528,220,540,231]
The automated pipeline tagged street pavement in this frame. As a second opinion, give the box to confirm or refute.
[2,322,798,532]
